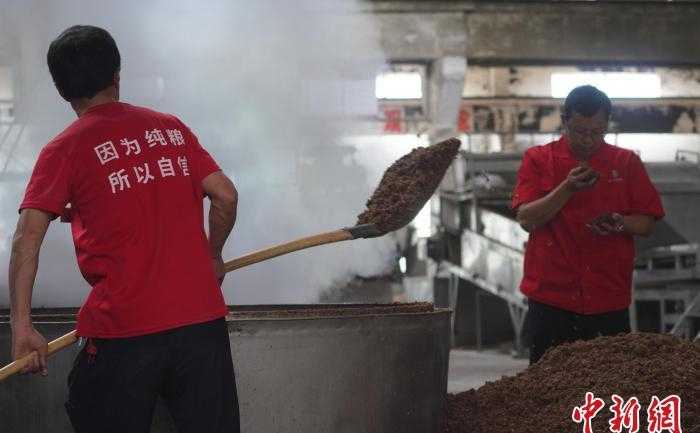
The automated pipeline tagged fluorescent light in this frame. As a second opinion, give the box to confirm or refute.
[375,71,423,99]
[551,72,661,98]
[399,257,407,274]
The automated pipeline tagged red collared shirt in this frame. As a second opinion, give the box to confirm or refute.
[512,137,665,314]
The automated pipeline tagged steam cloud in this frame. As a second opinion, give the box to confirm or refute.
[0,0,400,307]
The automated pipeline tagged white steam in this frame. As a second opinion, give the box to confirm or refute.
[0,0,398,307]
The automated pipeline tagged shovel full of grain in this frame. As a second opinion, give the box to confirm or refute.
[0,137,461,382]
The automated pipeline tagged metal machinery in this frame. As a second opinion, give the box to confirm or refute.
[429,147,700,352]
[634,244,700,341]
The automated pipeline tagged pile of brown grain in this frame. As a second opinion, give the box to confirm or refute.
[357,138,460,233]
[442,333,700,433]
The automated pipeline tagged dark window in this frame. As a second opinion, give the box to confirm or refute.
[634,260,648,271]
[680,254,696,269]
[651,256,676,270]
[664,299,685,314]
[635,300,661,333]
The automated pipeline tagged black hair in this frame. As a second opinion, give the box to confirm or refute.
[562,85,612,121]
[47,25,120,101]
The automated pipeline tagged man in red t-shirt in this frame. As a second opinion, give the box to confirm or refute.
[512,85,664,364]
[8,26,240,432]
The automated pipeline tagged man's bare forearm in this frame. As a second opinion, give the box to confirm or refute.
[201,172,238,258]
[516,181,574,232]
[621,214,655,237]
[9,211,50,327]
[208,195,237,257]
[9,247,39,328]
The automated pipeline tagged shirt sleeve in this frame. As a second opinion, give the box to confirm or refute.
[19,143,72,218]
[627,153,665,219]
[511,148,545,210]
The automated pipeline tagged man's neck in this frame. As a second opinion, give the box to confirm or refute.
[71,90,118,117]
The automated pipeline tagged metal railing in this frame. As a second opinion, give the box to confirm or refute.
[669,291,700,340]
[676,149,700,164]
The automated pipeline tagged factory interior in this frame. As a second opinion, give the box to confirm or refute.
[1,1,699,432]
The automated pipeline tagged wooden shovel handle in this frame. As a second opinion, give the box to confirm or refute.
[0,330,78,382]
[223,229,353,272]
[0,229,354,383]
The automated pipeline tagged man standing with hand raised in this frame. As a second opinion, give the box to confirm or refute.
[512,85,664,364]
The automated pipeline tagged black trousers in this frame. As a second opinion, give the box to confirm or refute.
[65,318,240,433]
[524,299,631,365]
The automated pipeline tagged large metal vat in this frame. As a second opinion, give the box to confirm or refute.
[0,304,451,433]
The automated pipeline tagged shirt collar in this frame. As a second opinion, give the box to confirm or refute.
[82,101,125,116]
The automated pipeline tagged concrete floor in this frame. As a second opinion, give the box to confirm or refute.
[447,348,529,394]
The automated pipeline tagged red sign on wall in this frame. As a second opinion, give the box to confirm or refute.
[457,106,472,132]
[383,106,404,133]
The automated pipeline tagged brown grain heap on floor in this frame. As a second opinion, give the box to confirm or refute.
[442,333,700,433]
[357,137,460,233]
[230,302,434,318]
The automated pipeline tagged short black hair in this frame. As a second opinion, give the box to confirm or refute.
[562,85,612,121]
[47,25,120,101]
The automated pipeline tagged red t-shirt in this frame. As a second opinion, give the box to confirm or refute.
[20,101,227,338]
[512,136,665,315]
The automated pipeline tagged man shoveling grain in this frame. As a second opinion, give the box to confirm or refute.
[8,26,240,432]
[513,85,665,364]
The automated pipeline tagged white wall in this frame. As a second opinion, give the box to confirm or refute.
[0,66,12,101]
